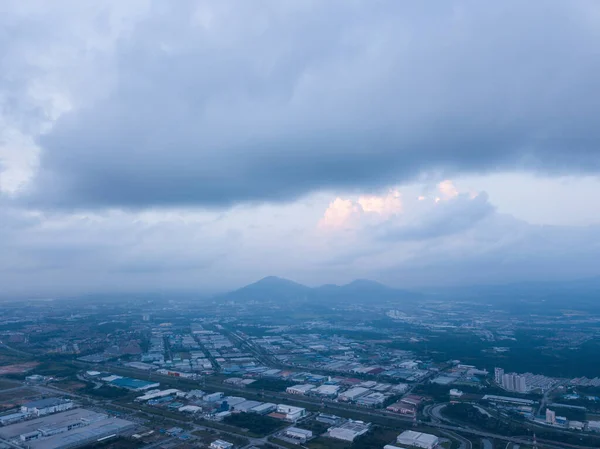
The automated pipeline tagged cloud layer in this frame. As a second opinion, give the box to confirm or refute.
[2,1,600,208]
[1,1,600,295]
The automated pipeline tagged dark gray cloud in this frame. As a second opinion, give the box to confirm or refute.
[9,0,599,209]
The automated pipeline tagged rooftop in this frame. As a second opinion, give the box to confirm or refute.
[22,398,71,409]
[0,409,104,440]
[28,417,134,449]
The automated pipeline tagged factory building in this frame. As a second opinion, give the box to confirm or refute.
[313,384,340,397]
[316,413,342,425]
[135,389,180,402]
[108,377,159,391]
[328,420,370,442]
[338,387,369,402]
[210,440,234,449]
[275,404,306,422]
[286,384,316,395]
[232,400,262,412]
[356,392,386,407]
[397,430,439,449]
[21,398,73,417]
[250,403,277,415]
[0,409,135,449]
[284,427,313,442]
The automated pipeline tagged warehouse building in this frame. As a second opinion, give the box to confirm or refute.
[0,412,28,425]
[135,389,180,402]
[328,420,370,442]
[251,403,277,415]
[397,430,439,449]
[284,427,313,442]
[313,385,340,397]
[108,377,159,391]
[232,400,262,412]
[316,413,342,425]
[275,404,306,422]
[338,387,369,402]
[356,392,387,407]
[210,440,234,449]
[204,392,225,402]
[0,409,135,449]
[286,384,316,395]
[21,398,74,417]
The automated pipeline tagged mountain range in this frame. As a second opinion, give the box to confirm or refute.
[217,276,422,303]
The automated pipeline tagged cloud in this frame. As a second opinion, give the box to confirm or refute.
[319,198,362,229]
[319,189,401,228]
[437,180,459,200]
[1,2,600,295]
[377,192,495,241]
[1,1,600,208]
[358,189,402,217]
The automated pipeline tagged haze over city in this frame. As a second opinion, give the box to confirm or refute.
[2,1,600,296]
[4,3,600,449]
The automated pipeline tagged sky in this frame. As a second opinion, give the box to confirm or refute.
[2,0,600,296]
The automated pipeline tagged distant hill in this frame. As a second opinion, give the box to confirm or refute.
[218,276,421,304]
[220,276,313,302]
[430,275,600,310]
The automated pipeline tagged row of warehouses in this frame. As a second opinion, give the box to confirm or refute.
[285,380,409,407]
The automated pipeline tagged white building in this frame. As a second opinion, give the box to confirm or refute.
[286,384,316,395]
[356,392,387,407]
[210,440,234,449]
[546,409,556,424]
[338,387,370,402]
[204,392,224,402]
[136,389,180,402]
[587,421,600,432]
[21,398,73,417]
[397,430,439,449]
[569,421,584,430]
[251,403,277,415]
[276,404,306,422]
[501,373,527,393]
[285,427,313,442]
[494,367,504,384]
[313,385,340,397]
[178,405,201,413]
[449,389,463,398]
[328,420,370,442]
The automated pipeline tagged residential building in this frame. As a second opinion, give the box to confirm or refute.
[494,367,504,384]
[501,373,527,393]
[546,409,556,424]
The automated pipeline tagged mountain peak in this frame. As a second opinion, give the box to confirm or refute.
[219,276,420,303]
